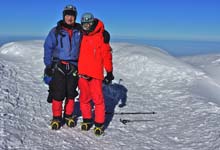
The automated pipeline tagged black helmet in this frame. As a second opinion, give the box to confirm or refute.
[81,13,95,31]
[63,5,77,19]
[81,12,94,24]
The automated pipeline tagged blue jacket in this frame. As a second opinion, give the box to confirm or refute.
[44,22,82,67]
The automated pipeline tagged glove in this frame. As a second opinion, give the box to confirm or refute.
[103,72,114,85]
[43,66,53,85]
[44,66,53,76]
[43,76,52,85]
[47,84,54,103]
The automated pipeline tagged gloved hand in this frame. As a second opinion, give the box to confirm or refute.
[43,76,52,85]
[103,72,114,85]
[44,66,53,76]
[43,66,53,85]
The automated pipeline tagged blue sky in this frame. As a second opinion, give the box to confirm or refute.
[0,0,220,41]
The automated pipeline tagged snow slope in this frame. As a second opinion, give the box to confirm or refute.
[1,41,220,150]
[181,54,220,85]
[181,54,220,105]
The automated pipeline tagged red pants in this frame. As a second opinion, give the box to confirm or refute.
[52,99,74,117]
[78,78,105,124]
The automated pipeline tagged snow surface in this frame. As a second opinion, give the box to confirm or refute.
[1,40,220,150]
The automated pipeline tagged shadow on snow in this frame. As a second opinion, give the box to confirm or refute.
[103,82,128,129]
[73,81,128,129]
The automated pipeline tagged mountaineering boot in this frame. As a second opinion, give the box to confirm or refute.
[94,123,104,136]
[50,117,62,130]
[64,114,76,128]
[81,119,93,131]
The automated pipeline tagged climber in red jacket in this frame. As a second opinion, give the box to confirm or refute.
[78,12,114,136]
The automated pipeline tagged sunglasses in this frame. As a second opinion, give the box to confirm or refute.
[82,22,93,31]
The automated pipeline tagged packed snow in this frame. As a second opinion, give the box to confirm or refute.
[1,40,220,150]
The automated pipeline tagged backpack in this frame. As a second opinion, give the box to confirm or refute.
[103,30,110,44]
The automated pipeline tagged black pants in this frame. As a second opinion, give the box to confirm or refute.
[50,63,78,101]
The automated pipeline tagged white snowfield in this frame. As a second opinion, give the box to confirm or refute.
[1,40,220,150]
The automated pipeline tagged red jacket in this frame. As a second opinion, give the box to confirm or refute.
[78,19,113,80]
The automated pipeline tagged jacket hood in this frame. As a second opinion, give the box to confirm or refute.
[56,20,82,30]
[86,19,104,36]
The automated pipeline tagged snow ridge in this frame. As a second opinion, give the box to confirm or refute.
[1,41,220,150]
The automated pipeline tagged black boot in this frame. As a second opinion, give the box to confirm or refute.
[94,122,104,136]
[81,119,93,131]
[50,116,62,130]
[64,114,76,128]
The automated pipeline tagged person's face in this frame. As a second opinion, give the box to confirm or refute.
[82,22,93,31]
[64,15,75,25]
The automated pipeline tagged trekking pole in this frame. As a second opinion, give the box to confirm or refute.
[120,118,155,125]
[106,111,156,115]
